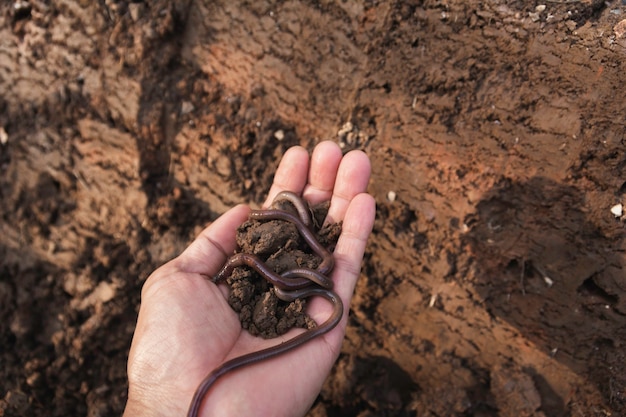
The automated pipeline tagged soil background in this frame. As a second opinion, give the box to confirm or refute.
[1,1,625,416]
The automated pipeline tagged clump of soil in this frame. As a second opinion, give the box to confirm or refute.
[224,201,341,338]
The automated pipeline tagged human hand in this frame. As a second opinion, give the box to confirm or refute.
[123,141,376,417]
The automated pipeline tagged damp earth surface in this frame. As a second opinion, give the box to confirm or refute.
[1,1,625,416]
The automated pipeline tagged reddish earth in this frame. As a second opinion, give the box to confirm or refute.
[1,1,625,416]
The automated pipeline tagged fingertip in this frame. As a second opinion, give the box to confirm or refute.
[312,141,342,161]
[326,150,372,223]
[303,141,343,204]
[339,149,372,185]
[283,144,310,161]
[264,146,310,207]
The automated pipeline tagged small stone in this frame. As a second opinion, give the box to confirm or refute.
[128,3,144,22]
[614,19,626,39]
[610,203,623,218]
[428,293,437,308]
[92,281,116,304]
[180,101,195,115]
[214,155,232,177]
[273,129,285,141]
[26,372,41,387]
[387,191,397,202]
[337,122,353,137]
[535,5,546,13]
[528,12,540,22]
[0,127,7,145]
[565,20,577,32]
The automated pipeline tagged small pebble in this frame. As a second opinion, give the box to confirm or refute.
[274,129,285,141]
[535,5,546,13]
[337,122,353,137]
[128,3,144,22]
[610,203,623,218]
[428,293,437,308]
[614,19,626,39]
[387,191,397,202]
[0,127,7,145]
[180,101,195,115]
[26,372,41,387]
[565,20,577,32]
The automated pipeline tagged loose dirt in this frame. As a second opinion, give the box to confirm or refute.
[1,1,625,416]
[225,200,340,338]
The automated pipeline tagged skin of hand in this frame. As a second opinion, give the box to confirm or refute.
[123,141,376,417]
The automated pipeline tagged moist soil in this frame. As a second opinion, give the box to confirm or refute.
[1,1,625,416]
[226,200,340,338]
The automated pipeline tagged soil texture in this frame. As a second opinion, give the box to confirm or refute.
[225,200,339,338]
[1,1,625,416]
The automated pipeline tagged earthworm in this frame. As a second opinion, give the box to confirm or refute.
[280,268,333,289]
[249,209,334,275]
[271,190,312,227]
[187,287,343,417]
[213,252,333,290]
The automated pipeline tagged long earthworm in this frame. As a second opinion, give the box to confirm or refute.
[272,190,313,227]
[187,287,342,417]
[213,252,333,290]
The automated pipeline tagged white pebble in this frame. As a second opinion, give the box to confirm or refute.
[274,130,285,141]
[337,122,353,137]
[428,293,438,308]
[180,101,195,115]
[387,191,397,202]
[614,19,626,39]
[535,5,546,13]
[610,203,623,218]
[0,127,7,145]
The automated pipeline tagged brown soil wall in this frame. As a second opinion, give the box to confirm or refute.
[1,1,625,416]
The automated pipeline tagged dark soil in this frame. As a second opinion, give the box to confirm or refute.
[1,1,625,416]
[225,201,340,338]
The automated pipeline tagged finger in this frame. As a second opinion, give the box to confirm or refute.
[301,141,343,205]
[307,192,375,332]
[331,192,376,302]
[170,204,251,276]
[263,146,310,208]
[326,150,372,223]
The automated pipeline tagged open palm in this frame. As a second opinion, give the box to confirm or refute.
[123,141,375,417]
